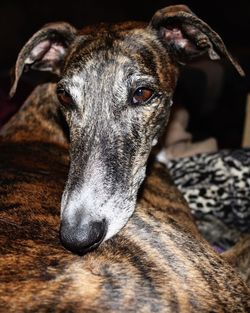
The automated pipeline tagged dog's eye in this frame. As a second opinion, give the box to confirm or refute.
[132,88,154,105]
[56,88,73,106]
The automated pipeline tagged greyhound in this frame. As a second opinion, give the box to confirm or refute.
[8,4,245,255]
[0,5,249,312]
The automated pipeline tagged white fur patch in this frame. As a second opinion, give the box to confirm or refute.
[156,148,169,166]
[152,138,158,146]
[68,74,85,103]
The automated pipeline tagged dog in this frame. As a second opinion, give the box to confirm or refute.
[8,4,244,255]
[0,4,249,312]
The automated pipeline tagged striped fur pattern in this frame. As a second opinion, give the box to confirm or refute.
[8,5,245,254]
[0,85,249,311]
[0,5,249,311]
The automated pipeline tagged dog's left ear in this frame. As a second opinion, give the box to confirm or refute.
[150,5,244,76]
[10,22,77,97]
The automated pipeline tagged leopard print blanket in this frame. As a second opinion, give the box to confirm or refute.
[166,149,250,251]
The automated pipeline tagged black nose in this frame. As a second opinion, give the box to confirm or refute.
[60,219,107,255]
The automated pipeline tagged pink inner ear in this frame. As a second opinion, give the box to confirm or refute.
[162,26,207,57]
[164,28,190,49]
[162,25,220,60]
[25,40,66,66]
[42,43,66,62]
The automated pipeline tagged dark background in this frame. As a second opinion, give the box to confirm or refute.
[0,0,249,147]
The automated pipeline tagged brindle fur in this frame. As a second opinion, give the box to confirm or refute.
[0,83,249,311]
[9,4,245,254]
[222,234,250,286]
[0,4,250,312]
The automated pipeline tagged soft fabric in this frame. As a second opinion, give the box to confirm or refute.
[162,107,218,159]
[166,149,250,250]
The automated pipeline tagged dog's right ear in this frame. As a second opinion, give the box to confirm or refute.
[10,22,77,97]
[149,5,244,77]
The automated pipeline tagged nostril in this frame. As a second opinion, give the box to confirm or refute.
[60,219,107,255]
[89,221,106,246]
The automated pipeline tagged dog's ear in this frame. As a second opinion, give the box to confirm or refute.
[10,22,77,97]
[150,5,244,76]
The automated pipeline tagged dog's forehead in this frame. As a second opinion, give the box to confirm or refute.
[78,21,147,35]
[64,22,166,74]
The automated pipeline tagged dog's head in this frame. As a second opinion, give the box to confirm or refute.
[11,5,243,254]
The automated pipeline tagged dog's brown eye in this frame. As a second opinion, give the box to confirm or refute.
[132,88,154,105]
[56,88,73,106]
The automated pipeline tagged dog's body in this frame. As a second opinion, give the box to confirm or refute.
[1,84,250,311]
[0,5,249,312]
[8,5,245,254]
